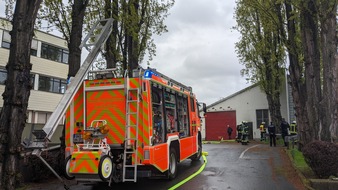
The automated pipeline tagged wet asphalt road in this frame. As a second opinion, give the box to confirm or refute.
[179,142,297,190]
[26,142,300,190]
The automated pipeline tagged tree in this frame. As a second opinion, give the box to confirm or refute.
[235,0,338,146]
[281,0,310,148]
[283,0,337,145]
[88,0,174,75]
[234,0,285,125]
[319,0,338,142]
[299,0,322,144]
[41,0,174,75]
[41,0,89,77]
[0,0,42,189]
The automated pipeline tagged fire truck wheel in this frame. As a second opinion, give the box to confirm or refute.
[98,155,113,181]
[168,148,178,180]
[64,155,75,180]
[190,143,202,161]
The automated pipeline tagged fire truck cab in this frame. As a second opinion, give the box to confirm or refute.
[64,67,205,184]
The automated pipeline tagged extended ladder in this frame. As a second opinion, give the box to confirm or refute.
[27,18,114,148]
[122,75,140,182]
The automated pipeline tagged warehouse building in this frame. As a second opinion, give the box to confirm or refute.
[201,81,295,141]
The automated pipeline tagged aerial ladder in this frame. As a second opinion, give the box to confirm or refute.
[23,18,114,189]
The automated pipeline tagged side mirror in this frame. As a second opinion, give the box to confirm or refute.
[202,103,207,113]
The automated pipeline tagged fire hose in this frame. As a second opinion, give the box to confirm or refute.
[168,151,208,190]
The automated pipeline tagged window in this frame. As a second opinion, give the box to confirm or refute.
[38,75,66,94]
[41,43,68,64]
[62,50,69,63]
[31,39,38,56]
[37,112,49,124]
[30,74,35,87]
[256,109,269,128]
[2,31,38,57]
[0,69,34,86]
[177,94,189,137]
[190,97,195,112]
[1,30,10,49]
[0,69,7,85]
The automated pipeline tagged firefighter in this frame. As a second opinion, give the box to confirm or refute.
[259,122,266,141]
[236,124,242,143]
[241,121,249,145]
[290,121,297,135]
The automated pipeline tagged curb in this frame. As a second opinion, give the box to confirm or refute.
[284,149,314,190]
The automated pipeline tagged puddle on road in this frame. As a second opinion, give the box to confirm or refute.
[202,170,216,176]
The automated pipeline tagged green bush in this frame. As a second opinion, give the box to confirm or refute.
[302,141,338,178]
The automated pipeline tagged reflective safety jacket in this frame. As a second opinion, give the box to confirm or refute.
[259,124,266,133]
[290,123,297,135]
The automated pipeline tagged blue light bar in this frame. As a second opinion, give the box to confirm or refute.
[144,69,159,78]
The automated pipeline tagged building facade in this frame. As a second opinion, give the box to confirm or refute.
[0,18,68,143]
[201,81,293,141]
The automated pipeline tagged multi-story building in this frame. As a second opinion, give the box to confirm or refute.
[0,18,68,143]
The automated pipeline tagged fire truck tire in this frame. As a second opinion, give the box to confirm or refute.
[190,143,202,161]
[64,155,75,180]
[98,155,113,182]
[168,148,178,180]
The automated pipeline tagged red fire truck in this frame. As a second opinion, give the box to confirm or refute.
[63,67,205,184]
[24,19,206,187]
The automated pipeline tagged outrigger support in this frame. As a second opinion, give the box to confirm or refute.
[32,146,70,190]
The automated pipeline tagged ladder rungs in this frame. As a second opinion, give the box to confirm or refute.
[126,123,137,126]
[124,80,140,182]
[125,138,137,141]
[124,179,136,182]
[124,165,137,168]
[88,34,99,38]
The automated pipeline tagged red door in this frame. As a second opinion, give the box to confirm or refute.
[205,111,236,141]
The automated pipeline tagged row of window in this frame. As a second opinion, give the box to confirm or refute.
[1,30,68,64]
[39,75,67,94]
[0,69,66,94]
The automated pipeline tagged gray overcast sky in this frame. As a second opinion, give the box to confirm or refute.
[0,0,252,105]
[140,0,251,105]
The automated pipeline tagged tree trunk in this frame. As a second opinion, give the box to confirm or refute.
[263,63,283,129]
[283,0,310,149]
[300,0,321,144]
[0,0,42,189]
[127,0,140,77]
[68,0,89,78]
[320,0,338,142]
[104,0,119,69]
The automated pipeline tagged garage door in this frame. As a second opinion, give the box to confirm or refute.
[205,111,236,141]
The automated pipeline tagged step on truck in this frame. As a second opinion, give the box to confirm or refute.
[24,18,206,187]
